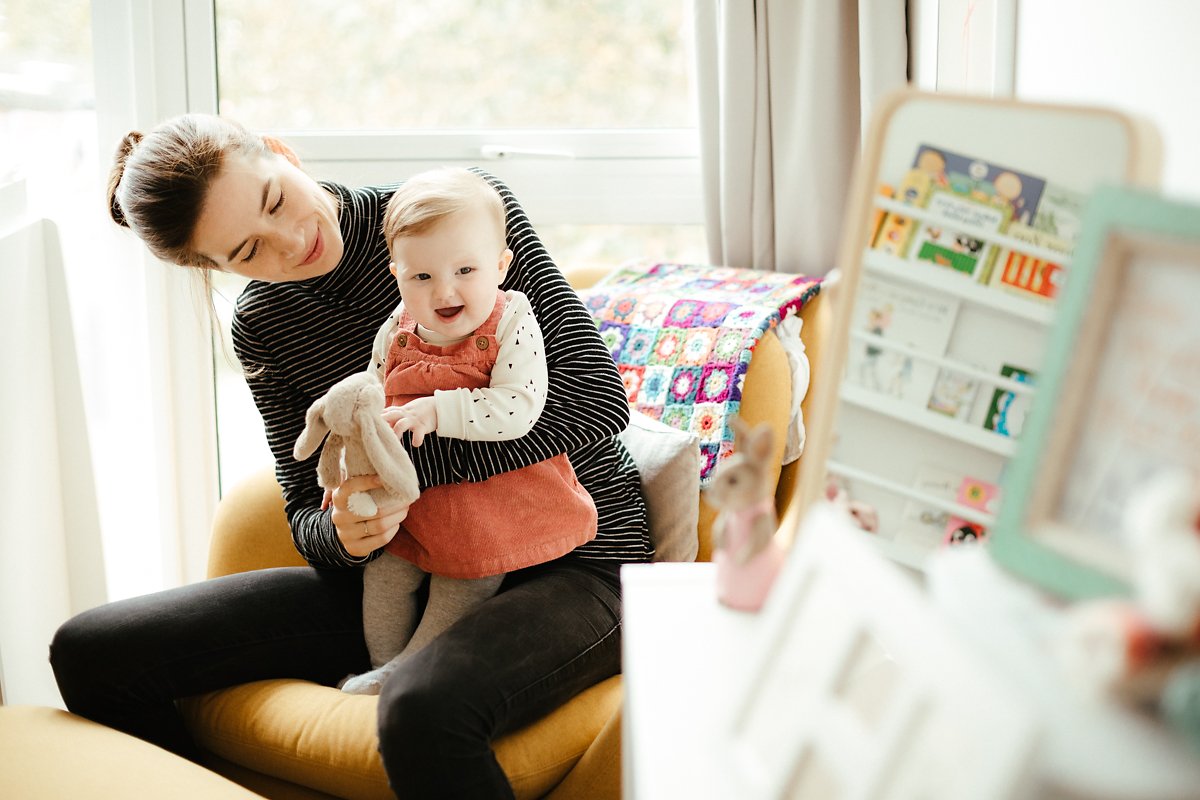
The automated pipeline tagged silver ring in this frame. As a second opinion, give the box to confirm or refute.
[361,521,369,536]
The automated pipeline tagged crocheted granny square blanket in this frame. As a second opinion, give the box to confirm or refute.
[579,261,822,484]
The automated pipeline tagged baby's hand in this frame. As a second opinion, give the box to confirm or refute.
[383,397,438,447]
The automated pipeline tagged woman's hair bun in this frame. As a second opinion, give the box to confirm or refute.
[107,130,145,228]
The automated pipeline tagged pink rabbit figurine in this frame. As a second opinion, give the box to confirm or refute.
[707,416,785,612]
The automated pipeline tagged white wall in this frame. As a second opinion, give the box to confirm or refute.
[909,1,1196,197]
[1013,0,1198,199]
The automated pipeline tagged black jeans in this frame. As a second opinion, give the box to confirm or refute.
[49,556,623,799]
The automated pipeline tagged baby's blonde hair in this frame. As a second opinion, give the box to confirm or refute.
[383,168,506,248]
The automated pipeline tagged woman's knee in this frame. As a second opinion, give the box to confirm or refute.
[377,670,474,753]
[49,608,121,709]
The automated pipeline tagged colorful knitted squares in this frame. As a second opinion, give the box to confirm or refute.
[618,364,644,403]
[638,365,672,407]
[598,321,628,359]
[579,261,821,484]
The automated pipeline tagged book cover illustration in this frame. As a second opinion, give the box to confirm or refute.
[893,464,961,552]
[908,189,1009,278]
[846,276,961,407]
[871,168,933,256]
[927,366,981,420]
[1029,182,1088,250]
[943,476,1000,546]
[987,220,1071,302]
[911,143,1048,226]
[990,249,1066,302]
[983,364,1036,438]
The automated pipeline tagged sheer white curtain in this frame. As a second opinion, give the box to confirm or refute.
[693,0,908,275]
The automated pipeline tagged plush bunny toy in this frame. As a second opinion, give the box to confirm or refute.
[707,416,786,612]
[294,372,421,517]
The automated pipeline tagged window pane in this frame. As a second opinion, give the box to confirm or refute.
[1,0,171,598]
[214,0,696,131]
[541,224,708,273]
[211,271,272,494]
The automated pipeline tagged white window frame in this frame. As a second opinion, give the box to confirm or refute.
[93,0,702,586]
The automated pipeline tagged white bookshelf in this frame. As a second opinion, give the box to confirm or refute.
[861,247,1055,325]
[816,94,1151,572]
[840,383,1018,458]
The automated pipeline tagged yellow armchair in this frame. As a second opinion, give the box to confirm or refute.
[181,268,827,799]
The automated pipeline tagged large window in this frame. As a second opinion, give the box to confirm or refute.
[215,0,696,132]
[2,0,179,598]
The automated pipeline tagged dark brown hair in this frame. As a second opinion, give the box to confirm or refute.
[106,114,272,268]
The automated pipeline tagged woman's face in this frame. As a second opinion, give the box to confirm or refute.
[190,151,343,282]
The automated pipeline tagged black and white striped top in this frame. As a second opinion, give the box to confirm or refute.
[232,172,653,569]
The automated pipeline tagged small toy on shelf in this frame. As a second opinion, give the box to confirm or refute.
[825,477,880,534]
[1123,470,1200,639]
[707,416,785,612]
[1056,470,1200,751]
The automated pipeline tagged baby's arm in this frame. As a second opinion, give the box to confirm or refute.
[435,290,546,441]
[369,304,403,383]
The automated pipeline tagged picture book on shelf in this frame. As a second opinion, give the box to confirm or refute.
[908,189,1008,278]
[846,276,961,407]
[1029,182,1088,250]
[893,464,960,552]
[927,366,981,420]
[871,168,934,257]
[911,143,1048,226]
[983,364,1036,438]
[989,248,1065,302]
[943,476,1000,547]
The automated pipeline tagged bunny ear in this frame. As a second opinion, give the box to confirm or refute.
[729,414,750,444]
[294,397,330,461]
[360,413,420,504]
[747,423,774,462]
[315,433,344,489]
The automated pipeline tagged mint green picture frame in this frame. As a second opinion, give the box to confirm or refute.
[990,186,1200,600]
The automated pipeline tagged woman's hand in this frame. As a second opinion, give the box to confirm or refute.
[327,474,411,558]
[382,397,438,447]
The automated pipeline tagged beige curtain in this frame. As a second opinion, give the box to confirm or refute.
[694,0,909,275]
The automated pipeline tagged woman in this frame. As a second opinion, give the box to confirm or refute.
[50,113,652,798]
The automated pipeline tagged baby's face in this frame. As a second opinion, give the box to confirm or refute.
[389,205,512,338]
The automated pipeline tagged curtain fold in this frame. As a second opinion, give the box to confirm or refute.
[695,0,909,275]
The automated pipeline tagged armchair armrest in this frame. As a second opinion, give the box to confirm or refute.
[207,467,304,579]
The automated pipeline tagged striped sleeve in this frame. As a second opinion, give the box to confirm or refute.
[233,307,372,568]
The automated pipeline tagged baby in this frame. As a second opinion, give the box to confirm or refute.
[340,168,597,694]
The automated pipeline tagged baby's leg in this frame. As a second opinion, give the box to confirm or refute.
[405,573,505,658]
[342,554,425,695]
[344,574,504,696]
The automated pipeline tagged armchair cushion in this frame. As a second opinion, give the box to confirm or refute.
[618,410,701,562]
[181,676,621,800]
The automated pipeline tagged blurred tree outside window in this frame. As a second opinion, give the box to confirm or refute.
[215,0,696,131]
